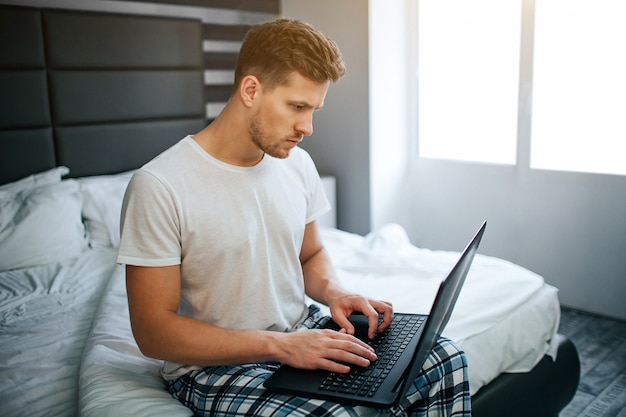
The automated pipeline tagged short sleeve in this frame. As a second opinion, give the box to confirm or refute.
[300,151,330,224]
[116,170,182,266]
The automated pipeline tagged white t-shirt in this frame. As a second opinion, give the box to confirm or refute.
[117,136,329,379]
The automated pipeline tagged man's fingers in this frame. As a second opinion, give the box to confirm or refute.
[332,316,355,335]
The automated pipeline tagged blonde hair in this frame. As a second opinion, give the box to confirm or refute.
[234,19,346,90]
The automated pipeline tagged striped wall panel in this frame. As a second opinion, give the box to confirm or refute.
[201,22,256,116]
[110,0,279,120]
[117,0,279,14]
[0,0,280,121]
[111,0,280,120]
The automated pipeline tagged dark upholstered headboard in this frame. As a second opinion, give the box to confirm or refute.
[0,5,207,184]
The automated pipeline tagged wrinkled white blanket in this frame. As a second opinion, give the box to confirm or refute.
[0,248,118,417]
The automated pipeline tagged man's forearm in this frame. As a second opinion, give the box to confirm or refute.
[132,311,284,366]
[301,247,349,306]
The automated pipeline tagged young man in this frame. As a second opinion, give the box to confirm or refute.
[117,19,470,416]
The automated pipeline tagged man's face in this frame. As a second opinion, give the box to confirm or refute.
[249,72,330,159]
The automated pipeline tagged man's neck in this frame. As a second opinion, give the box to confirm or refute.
[192,104,264,167]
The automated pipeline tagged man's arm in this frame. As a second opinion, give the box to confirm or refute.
[300,221,393,340]
[126,264,280,365]
[126,263,377,373]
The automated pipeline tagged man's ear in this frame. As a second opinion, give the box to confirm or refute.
[239,75,261,108]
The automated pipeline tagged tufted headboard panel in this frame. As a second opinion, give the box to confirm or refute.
[0,5,207,184]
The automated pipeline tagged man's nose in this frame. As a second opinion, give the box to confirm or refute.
[295,115,313,137]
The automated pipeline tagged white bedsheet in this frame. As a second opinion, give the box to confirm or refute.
[79,263,193,417]
[0,248,118,417]
[77,224,561,416]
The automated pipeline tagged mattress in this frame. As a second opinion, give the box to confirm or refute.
[0,223,560,416]
[75,224,560,416]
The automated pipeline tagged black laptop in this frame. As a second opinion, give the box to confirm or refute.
[264,221,486,408]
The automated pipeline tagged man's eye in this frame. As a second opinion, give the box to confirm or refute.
[292,104,304,111]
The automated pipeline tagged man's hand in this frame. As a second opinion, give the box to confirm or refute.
[273,328,377,374]
[328,294,394,340]
[299,221,394,341]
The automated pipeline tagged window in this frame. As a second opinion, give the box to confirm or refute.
[530,0,626,176]
[417,0,521,165]
[416,0,626,176]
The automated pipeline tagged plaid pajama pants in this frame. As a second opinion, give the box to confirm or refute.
[167,305,471,417]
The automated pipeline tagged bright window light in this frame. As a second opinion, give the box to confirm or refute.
[531,0,626,176]
[417,0,521,165]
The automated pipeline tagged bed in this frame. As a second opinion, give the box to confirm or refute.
[0,5,579,417]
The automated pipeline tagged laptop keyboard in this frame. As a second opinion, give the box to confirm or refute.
[318,315,425,398]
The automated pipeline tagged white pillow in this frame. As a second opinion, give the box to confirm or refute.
[79,171,135,248]
[0,179,89,271]
[0,166,69,195]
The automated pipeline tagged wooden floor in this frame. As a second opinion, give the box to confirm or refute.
[558,307,626,417]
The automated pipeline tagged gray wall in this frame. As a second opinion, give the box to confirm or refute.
[408,161,626,321]
[281,0,371,236]
[282,0,626,321]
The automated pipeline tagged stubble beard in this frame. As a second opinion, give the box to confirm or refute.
[249,112,298,160]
